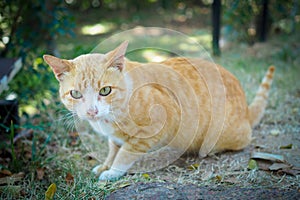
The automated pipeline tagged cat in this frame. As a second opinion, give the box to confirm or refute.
[43,41,275,181]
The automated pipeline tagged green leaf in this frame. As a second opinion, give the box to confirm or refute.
[270,129,280,136]
[280,144,293,149]
[215,175,222,182]
[187,163,200,170]
[248,159,258,170]
[45,183,56,200]
[142,173,150,179]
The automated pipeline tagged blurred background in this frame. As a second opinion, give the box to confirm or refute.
[0,0,299,115]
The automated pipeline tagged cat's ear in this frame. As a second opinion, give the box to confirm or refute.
[43,55,72,81]
[105,41,128,72]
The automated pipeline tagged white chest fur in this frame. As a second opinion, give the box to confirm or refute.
[88,119,124,145]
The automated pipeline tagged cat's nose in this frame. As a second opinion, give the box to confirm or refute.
[87,108,98,117]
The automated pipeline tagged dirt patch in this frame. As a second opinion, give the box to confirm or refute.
[106,182,300,200]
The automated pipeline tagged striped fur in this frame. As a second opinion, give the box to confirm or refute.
[248,66,275,127]
[44,42,275,181]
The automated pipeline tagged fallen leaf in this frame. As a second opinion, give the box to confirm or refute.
[248,159,258,170]
[45,183,56,200]
[279,167,300,176]
[0,172,25,185]
[0,169,12,177]
[187,163,200,170]
[37,168,45,180]
[65,172,74,185]
[269,163,291,171]
[142,173,150,179]
[270,129,280,136]
[255,160,272,171]
[69,132,79,137]
[279,144,293,149]
[251,152,285,162]
[69,132,79,146]
[215,175,222,182]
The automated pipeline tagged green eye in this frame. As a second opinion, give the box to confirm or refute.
[99,86,112,96]
[70,90,82,99]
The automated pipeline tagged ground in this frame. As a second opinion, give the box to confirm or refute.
[106,182,300,199]
[103,91,300,199]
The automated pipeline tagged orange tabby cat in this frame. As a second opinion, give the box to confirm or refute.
[43,41,275,180]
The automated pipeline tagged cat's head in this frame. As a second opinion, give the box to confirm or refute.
[43,41,129,121]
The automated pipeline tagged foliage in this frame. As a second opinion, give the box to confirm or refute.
[223,0,299,44]
[0,0,74,112]
[65,0,207,12]
[65,0,145,11]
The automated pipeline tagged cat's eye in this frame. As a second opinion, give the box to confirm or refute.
[99,86,112,96]
[70,90,83,99]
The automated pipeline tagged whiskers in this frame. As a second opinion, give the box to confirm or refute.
[56,110,79,132]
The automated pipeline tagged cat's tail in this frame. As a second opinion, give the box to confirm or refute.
[248,66,275,127]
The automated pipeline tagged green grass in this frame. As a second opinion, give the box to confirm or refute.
[1,7,300,199]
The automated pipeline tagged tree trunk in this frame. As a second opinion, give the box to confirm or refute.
[257,0,269,42]
[212,0,221,56]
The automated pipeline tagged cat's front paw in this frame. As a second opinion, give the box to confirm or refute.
[92,165,109,176]
[98,169,126,181]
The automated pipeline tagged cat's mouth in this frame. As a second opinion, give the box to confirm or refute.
[87,116,100,121]
[77,114,101,121]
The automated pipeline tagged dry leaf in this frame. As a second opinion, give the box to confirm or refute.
[37,168,45,180]
[269,163,291,171]
[215,175,222,182]
[0,169,12,177]
[279,144,293,149]
[0,172,25,185]
[69,132,79,137]
[45,183,56,200]
[65,172,74,185]
[248,159,258,170]
[69,132,79,146]
[187,163,200,170]
[255,160,272,171]
[251,152,285,162]
[280,167,300,176]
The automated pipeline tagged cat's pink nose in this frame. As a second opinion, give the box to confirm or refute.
[87,108,98,117]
